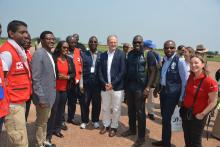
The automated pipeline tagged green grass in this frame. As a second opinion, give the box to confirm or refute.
[1,38,219,62]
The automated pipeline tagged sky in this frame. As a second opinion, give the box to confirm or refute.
[0,0,220,51]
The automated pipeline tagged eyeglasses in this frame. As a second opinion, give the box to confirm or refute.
[164,47,175,50]
[133,41,142,44]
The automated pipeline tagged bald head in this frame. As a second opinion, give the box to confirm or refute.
[133,35,143,51]
[163,40,176,58]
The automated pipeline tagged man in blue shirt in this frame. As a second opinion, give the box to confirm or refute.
[152,40,188,147]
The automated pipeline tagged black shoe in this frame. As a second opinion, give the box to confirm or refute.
[148,114,155,120]
[61,122,68,130]
[67,119,80,125]
[53,132,64,138]
[109,128,117,137]
[121,129,136,137]
[152,140,163,146]
[133,138,145,147]
[99,126,109,134]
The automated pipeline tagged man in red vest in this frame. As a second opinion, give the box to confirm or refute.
[0,20,31,147]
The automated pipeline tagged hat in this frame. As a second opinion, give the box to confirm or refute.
[143,40,156,49]
[196,44,208,53]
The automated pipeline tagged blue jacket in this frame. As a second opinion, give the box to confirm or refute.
[98,49,126,91]
[81,50,101,90]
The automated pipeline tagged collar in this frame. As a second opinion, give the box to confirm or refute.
[8,39,25,52]
[107,49,116,55]
[193,72,206,80]
[164,53,176,61]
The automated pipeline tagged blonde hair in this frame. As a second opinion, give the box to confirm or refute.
[190,54,209,76]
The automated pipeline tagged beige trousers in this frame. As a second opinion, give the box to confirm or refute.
[35,105,51,147]
[4,103,28,147]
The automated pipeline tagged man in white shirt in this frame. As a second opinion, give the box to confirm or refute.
[98,35,126,137]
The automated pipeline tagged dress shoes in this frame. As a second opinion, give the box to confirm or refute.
[44,139,56,147]
[53,132,64,138]
[109,128,117,137]
[133,138,145,147]
[99,126,109,134]
[121,129,136,137]
[148,113,155,120]
[67,119,80,125]
[152,140,163,146]
[61,122,68,131]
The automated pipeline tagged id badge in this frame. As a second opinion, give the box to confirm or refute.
[90,67,95,73]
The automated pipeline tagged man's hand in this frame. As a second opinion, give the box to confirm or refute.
[105,83,113,91]
[153,89,159,98]
[143,87,150,98]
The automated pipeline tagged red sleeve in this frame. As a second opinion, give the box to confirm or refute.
[206,77,218,93]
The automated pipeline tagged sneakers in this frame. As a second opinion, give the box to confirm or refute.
[93,122,100,129]
[80,123,88,129]
[44,140,56,147]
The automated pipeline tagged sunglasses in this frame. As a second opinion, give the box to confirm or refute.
[133,41,142,44]
[164,47,175,50]
[89,41,98,44]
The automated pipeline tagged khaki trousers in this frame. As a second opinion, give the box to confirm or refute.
[35,105,51,147]
[146,88,155,115]
[4,103,28,147]
[212,110,220,139]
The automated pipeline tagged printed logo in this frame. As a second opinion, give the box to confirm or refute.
[16,62,24,70]
[171,62,176,69]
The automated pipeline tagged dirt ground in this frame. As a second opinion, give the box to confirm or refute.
[0,61,219,147]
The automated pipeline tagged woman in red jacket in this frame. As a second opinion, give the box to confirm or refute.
[180,55,218,147]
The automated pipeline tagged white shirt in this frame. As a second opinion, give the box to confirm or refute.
[107,50,115,83]
[46,51,56,78]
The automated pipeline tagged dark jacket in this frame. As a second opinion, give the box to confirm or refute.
[53,55,76,90]
[81,50,101,90]
[164,55,181,95]
[126,50,147,91]
[98,49,126,91]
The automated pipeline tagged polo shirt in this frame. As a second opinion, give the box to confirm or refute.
[183,73,218,114]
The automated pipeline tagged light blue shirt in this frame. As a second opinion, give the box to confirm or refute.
[160,53,188,101]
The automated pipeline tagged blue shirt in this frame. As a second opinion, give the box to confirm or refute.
[160,53,188,101]
[147,50,161,67]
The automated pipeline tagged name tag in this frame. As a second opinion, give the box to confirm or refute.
[90,67,95,73]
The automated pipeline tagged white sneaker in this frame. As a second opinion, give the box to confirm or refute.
[93,122,100,129]
[80,123,87,129]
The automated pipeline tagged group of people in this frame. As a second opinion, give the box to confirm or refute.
[0,20,219,147]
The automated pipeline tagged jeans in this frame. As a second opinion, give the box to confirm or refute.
[127,89,146,138]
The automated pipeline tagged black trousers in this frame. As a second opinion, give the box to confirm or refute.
[127,89,146,138]
[84,88,101,123]
[0,117,4,134]
[67,83,86,123]
[180,107,207,147]
[47,91,67,139]
[160,90,179,147]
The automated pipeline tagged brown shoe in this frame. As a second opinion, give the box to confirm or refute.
[121,129,136,137]
[109,128,117,137]
[99,126,109,134]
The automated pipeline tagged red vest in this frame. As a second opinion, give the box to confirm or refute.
[0,41,31,104]
[0,59,9,117]
[73,48,82,83]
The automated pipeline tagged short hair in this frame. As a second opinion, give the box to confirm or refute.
[66,35,73,42]
[107,35,118,42]
[164,40,176,47]
[177,45,185,51]
[7,20,27,38]
[40,31,53,40]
